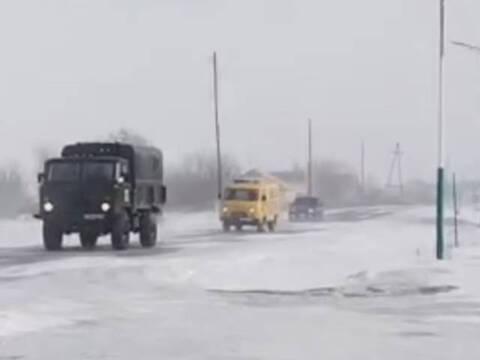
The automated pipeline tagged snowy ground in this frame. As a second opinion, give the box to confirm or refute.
[1,206,480,359]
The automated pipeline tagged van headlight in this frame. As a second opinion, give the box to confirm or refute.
[43,202,54,212]
[101,202,111,212]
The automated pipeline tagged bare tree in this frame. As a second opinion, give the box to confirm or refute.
[313,160,358,207]
[0,167,33,218]
[167,152,241,210]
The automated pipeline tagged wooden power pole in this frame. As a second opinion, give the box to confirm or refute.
[307,119,313,196]
[213,52,223,200]
[360,140,366,194]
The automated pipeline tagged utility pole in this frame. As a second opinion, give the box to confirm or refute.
[360,140,366,194]
[307,119,313,196]
[386,142,404,196]
[213,52,223,200]
[453,173,459,248]
[436,0,446,260]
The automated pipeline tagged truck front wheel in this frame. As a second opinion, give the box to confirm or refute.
[257,219,267,233]
[267,217,277,232]
[43,221,63,251]
[111,212,130,250]
[140,212,157,248]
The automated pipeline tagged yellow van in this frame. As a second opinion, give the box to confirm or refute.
[220,179,282,232]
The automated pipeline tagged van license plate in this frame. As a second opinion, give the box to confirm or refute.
[84,214,105,220]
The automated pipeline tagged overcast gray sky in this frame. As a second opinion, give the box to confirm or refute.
[0,0,479,182]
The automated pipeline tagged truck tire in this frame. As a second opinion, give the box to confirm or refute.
[257,219,266,233]
[111,211,130,250]
[267,217,277,232]
[317,211,325,222]
[235,224,243,232]
[43,221,63,251]
[222,221,231,232]
[80,231,98,250]
[140,212,157,248]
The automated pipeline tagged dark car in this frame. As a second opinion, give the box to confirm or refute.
[37,142,166,251]
[289,196,324,222]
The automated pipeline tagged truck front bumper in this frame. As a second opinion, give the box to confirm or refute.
[41,212,113,234]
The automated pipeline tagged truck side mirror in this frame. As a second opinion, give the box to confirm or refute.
[37,173,45,183]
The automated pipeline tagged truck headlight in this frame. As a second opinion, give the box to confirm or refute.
[101,202,111,212]
[223,207,228,213]
[43,202,54,212]
[308,208,315,214]
[249,208,255,213]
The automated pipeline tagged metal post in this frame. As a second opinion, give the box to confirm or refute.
[307,119,313,196]
[213,52,223,200]
[453,173,459,247]
[360,140,365,194]
[436,0,446,260]
[397,143,404,196]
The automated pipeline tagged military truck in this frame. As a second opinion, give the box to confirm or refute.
[37,142,166,251]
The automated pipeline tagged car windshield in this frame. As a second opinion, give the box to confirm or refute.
[295,197,319,207]
[82,162,115,181]
[225,188,258,201]
[47,162,81,182]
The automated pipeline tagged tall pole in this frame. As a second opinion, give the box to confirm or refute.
[436,0,446,260]
[307,119,313,196]
[360,140,365,194]
[396,143,404,196]
[453,173,459,248]
[213,52,223,200]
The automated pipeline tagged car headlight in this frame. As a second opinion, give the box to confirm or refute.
[101,202,111,212]
[43,202,54,212]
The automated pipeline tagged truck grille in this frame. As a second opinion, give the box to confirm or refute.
[231,211,248,218]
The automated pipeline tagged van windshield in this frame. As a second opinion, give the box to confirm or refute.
[225,188,258,201]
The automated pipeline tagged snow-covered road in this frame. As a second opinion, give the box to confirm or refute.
[1,207,480,359]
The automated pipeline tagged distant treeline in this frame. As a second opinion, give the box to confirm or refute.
[0,168,34,218]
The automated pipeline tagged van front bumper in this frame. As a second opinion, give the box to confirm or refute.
[221,212,260,225]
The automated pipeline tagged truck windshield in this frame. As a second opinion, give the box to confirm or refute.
[82,162,115,181]
[225,188,258,201]
[48,163,81,182]
[47,162,115,182]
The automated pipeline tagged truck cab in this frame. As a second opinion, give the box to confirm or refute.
[37,142,166,251]
[221,179,282,232]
